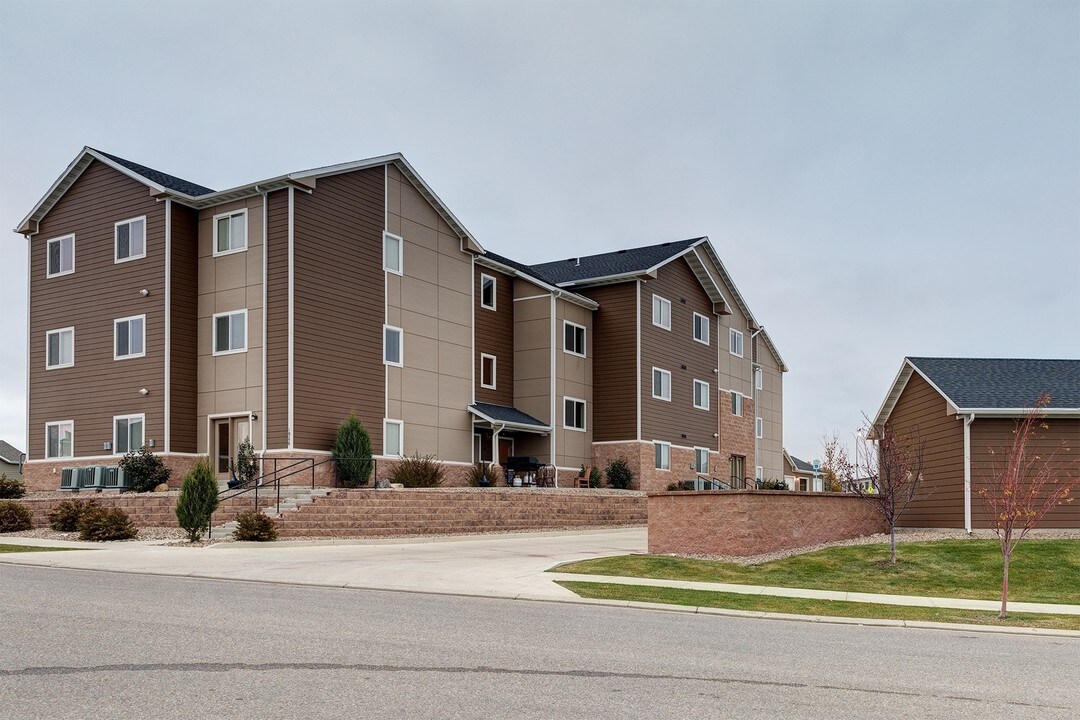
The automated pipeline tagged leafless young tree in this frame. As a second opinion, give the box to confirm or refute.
[977,394,1079,618]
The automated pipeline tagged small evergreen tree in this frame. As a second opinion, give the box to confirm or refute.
[606,458,634,489]
[332,411,373,487]
[176,457,219,542]
[234,437,259,486]
[119,445,171,492]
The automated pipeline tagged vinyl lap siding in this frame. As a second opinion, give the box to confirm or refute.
[169,203,199,453]
[265,190,289,448]
[474,268,514,406]
[580,282,637,442]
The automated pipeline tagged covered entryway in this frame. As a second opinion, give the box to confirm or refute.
[468,402,551,471]
[208,414,254,481]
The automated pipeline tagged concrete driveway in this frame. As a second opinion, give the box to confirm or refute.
[0,528,647,600]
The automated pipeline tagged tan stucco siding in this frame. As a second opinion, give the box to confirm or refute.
[554,298,593,468]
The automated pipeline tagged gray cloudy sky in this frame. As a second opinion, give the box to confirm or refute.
[1,0,1078,463]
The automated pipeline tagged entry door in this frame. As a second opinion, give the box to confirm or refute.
[214,418,251,479]
[498,438,514,466]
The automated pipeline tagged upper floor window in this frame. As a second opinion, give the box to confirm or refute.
[654,441,671,471]
[383,232,403,275]
[755,367,763,391]
[114,315,145,360]
[384,419,403,457]
[652,368,671,401]
[480,274,496,310]
[114,216,146,263]
[695,447,709,474]
[564,321,586,357]
[213,310,247,355]
[693,312,710,345]
[564,397,586,431]
[113,414,145,455]
[481,353,496,389]
[731,391,743,417]
[213,209,247,256]
[652,295,671,330]
[384,325,403,366]
[46,327,74,369]
[756,417,764,439]
[46,420,74,459]
[729,328,744,357]
[693,380,710,411]
[46,234,74,277]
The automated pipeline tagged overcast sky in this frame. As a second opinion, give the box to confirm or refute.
[1,0,1078,464]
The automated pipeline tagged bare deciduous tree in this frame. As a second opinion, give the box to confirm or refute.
[977,394,1079,618]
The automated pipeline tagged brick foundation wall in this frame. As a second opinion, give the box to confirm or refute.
[591,442,725,493]
[22,454,204,493]
[14,492,279,530]
[648,490,885,557]
[719,391,756,481]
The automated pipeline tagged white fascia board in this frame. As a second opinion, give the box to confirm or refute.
[957,408,1080,417]
[475,256,598,310]
[468,407,551,433]
[16,149,97,234]
[874,358,963,427]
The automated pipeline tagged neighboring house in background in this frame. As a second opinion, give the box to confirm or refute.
[0,440,25,480]
[15,147,785,493]
[783,450,817,491]
[874,357,1080,530]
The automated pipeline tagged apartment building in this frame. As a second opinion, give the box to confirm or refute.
[17,148,785,492]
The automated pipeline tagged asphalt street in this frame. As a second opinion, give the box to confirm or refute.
[1,565,1076,719]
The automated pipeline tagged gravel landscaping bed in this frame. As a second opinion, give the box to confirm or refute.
[1,527,187,542]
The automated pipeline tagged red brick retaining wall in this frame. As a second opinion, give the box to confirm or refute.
[648,490,884,557]
[15,492,279,529]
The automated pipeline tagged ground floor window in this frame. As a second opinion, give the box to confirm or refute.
[654,441,671,470]
[114,414,145,455]
[694,447,709,474]
[384,419,403,457]
[46,421,73,459]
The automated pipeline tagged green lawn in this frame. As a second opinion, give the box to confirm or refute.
[558,582,1080,631]
[0,543,81,553]
[551,540,1080,604]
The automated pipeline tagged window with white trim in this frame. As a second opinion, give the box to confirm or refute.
[756,465,764,482]
[113,414,145,455]
[114,315,145,360]
[384,325,403,366]
[729,328,744,357]
[213,310,247,355]
[213,209,247,256]
[755,367,763,391]
[114,216,146,262]
[695,447,709,474]
[384,419,403,457]
[652,368,671,401]
[383,231,403,274]
[756,417,764,439]
[693,312,710,345]
[652,295,671,330]
[731,391,743,417]
[480,274,496,310]
[46,234,74,277]
[563,321,586,357]
[481,354,496,389]
[564,397,586,431]
[45,421,73,459]
[46,327,74,369]
[654,441,671,470]
[693,380,710,410]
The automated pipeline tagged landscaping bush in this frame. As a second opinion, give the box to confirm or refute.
[0,500,32,532]
[606,458,634,490]
[666,480,695,491]
[467,462,503,487]
[589,467,603,488]
[77,506,137,541]
[233,437,259,487]
[175,457,219,542]
[332,411,373,487]
[0,473,26,499]
[758,478,789,491]
[119,445,171,493]
[48,499,100,531]
[234,511,277,541]
[392,453,444,488]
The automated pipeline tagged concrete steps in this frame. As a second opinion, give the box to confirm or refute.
[211,487,331,538]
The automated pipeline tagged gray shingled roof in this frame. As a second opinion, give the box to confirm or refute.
[531,238,704,285]
[0,440,24,464]
[481,251,562,287]
[468,403,549,430]
[787,454,814,473]
[908,357,1080,410]
[93,149,215,197]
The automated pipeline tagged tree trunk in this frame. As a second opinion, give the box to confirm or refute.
[999,551,1010,619]
[889,523,897,564]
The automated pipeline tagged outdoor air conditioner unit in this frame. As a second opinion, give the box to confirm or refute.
[59,467,77,491]
[100,466,128,490]
[77,466,100,490]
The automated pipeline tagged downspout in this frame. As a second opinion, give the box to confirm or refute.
[549,292,557,468]
[164,199,171,454]
[750,326,764,477]
[964,413,975,533]
[24,234,31,461]
[259,188,268,453]
[287,187,295,449]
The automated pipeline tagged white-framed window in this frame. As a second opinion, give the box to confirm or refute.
[755,366,763,391]
[113,414,145,455]
[654,441,671,471]
[563,321,586,357]
[693,380,710,410]
[694,447,709,474]
[114,315,146,360]
[756,466,764,482]
[481,353,496,389]
[652,295,671,330]
[114,216,146,263]
[693,312,710,345]
[652,367,671,401]
[383,231,403,275]
[384,419,403,457]
[564,397,586,431]
[480,273,496,310]
[729,328,744,357]
[384,325,403,366]
[46,234,74,278]
[213,209,247,256]
[45,421,74,459]
[756,417,764,439]
[213,309,247,355]
[46,327,74,369]
[731,391,743,417]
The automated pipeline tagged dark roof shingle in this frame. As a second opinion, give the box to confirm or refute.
[469,402,549,429]
[531,238,704,284]
[92,149,215,196]
[0,440,24,464]
[908,357,1080,410]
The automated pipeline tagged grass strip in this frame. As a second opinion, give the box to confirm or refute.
[552,540,1080,604]
[558,581,1080,631]
[0,543,82,554]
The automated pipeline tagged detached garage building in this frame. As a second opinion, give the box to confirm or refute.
[874,357,1079,531]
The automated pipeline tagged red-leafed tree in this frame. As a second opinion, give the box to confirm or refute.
[977,394,1080,618]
